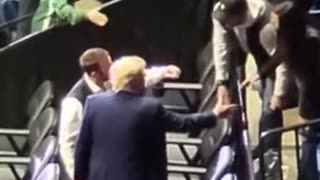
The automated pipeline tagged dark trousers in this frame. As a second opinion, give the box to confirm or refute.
[16,0,40,38]
[299,133,320,180]
[258,78,283,151]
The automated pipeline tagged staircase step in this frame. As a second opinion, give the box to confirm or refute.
[155,82,202,91]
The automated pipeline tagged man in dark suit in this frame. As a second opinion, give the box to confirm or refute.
[74,56,238,180]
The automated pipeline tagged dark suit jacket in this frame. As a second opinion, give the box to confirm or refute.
[75,91,217,180]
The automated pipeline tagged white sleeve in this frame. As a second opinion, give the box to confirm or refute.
[58,97,83,179]
[213,18,230,82]
[273,63,289,96]
[144,66,166,87]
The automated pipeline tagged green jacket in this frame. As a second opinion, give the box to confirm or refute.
[31,0,86,32]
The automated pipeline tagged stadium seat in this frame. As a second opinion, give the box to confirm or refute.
[1,0,19,23]
[34,163,60,180]
[0,0,13,47]
[167,145,235,180]
[220,173,237,180]
[1,0,19,41]
[0,135,57,180]
[253,150,281,180]
[152,82,203,113]
[26,81,54,128]
[166,118,232,180]
[166,119,230,167]
[0,80,54,129]
[0,107,57,156]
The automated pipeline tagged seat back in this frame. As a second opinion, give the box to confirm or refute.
[27,80,54,128]
[0,0,13,46]
[23,136,57,180]
[254,150,281,180]
[34,163,60,180]
[29,107,57,153]
[220,173,238,180]
[1,0,19,22]
[198,118,230,166]
[204,146,234,180]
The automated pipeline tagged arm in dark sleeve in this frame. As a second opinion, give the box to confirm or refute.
[258,13,288,79]
[258,35,286,79]
[157,103,217,132]
[74,98,93,180]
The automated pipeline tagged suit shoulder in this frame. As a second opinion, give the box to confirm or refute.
[87,91,114,102]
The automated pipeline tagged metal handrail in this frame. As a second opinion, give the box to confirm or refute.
[0,0,124,31]
[0,14,33,31]
[258,118,320,180]
[309,9,320,15]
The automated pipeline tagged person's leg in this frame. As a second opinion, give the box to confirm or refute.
[16,0,40,38]
[296,74,320,180]
[299,137,318,180]
[259,77,284,152]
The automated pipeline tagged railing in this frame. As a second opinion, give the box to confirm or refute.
[0,0,123,47]
[0,14,33,31]
[258,118,320,180]
[309,9,320,15]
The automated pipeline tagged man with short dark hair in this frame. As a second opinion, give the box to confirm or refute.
[58,48,181,179]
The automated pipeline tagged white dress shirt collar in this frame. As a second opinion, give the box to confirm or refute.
[83,73,103,93]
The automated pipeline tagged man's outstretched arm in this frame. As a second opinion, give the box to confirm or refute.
[144,65,181,87]
[157,98,238,132]
[52,0,108,26]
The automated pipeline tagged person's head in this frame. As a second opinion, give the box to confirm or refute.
[79,48,112,87]
[212,0,248,28]
[109,56,146,95]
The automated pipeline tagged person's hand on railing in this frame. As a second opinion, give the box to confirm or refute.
[162,65,181,79]
[217,84,231,105]
[241,73,261,90]
[213,97,239,118]
[86,9,109,27]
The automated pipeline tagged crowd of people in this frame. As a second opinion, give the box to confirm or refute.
[0,0,319,179]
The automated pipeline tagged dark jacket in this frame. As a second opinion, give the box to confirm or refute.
[75,91,216,180]
[65,78,93,106]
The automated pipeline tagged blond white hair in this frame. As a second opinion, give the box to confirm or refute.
[109,56,146,92]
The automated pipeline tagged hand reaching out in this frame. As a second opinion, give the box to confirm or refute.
[212,97,239,118]
[270,95,285,110]
[86,9,109,27]
[162,65,181,79]
[241,74,261,90]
